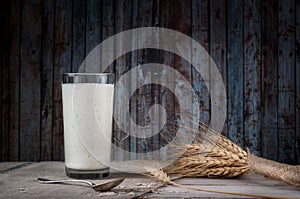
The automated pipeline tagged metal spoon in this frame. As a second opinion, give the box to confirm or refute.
[37,177,124,191]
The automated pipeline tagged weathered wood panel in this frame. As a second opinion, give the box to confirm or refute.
[0,0,299,164]
[9,0,21,161]
[40,0,54,161]
[278,0,296,164]
[261,0,278,161]
[52,0,73,160]
[227,0,244,148]
[243,0,262,156]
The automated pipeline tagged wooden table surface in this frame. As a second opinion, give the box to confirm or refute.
[0,162,299,199]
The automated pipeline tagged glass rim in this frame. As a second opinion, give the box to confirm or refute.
[62,73,115,84]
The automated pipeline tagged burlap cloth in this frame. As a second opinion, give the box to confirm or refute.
[249,153,300,187]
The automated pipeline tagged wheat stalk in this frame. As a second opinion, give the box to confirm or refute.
[146,167,298,199]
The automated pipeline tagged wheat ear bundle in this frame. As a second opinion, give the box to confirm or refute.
[161,122,300,188]
[164,134,250,178]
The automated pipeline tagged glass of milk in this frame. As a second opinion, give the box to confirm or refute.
[62,73,114,179]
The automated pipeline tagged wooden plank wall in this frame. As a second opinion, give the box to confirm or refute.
[0,0,299,164]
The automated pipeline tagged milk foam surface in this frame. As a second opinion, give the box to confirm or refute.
[62,83,114,170]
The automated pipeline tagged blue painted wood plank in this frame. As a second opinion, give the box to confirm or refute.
[278,0,296,164]
[296,0,300,164]
[210,0,227,136]
[158,0,175,156]
[86,0,101,56]
[243,0,262,156]
[40,0,54,160]
[113,0,132,160]
[101,0,114,72]
[192,0,210,136]
[136,0,154,156]
[72,0,86,72]
[129,0,139,160]
[0,4,2,160]
[0,0,7,159]
[101,0,116,160]
[173,0,192,145]
[227,0,244,148]
[9,0,21,161]
[261,0,278,161]
[20,0,42,161]
[53,0,73,160]
[150,0,161,156]
[1,2,10,161]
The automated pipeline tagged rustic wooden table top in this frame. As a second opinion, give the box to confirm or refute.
[0,162,299,198]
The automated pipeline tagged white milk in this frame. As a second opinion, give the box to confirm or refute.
[62,83,114,170]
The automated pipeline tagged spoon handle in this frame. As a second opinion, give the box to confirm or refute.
[37,178,95,186]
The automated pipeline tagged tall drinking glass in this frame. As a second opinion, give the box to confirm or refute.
[62,73,115,179]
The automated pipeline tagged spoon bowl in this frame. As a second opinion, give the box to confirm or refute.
[37,177,124,192]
